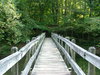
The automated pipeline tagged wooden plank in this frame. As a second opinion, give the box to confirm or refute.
[52,35,86,75]
[52,33,100,69]
[21,35,45,75]
[31,38,70,75]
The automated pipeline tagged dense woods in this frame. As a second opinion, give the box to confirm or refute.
[0,0,100,74]
[0,0,100,55]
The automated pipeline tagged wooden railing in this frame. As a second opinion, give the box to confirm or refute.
[0,33,45,75]
[21,33,45,75]
[52,33,100,75]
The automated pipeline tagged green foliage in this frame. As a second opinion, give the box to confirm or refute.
[84,17,100,37]
[96,43,100,48]
[0,44,11,58]
[0,0,23,44]
[0,0,99,54]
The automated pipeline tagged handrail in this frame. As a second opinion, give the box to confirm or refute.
[52,33,100,75]
[52,33,100,69]
[0,33,45,75]
[52,33,86,75]
[21,33,45,75]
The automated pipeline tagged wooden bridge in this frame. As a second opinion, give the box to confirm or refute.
[0,33,100,75]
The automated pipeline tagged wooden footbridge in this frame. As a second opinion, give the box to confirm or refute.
[0,33,100,75]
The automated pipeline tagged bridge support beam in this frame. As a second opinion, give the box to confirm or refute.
[11,47,19,75]
[88,47,96,75]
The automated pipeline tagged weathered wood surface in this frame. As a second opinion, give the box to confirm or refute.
[52,33,100,69]
[0,33,45,75]
[21,35,45,75]
[52,35,86,75]
[31,38,70,75]
[88,47,96,75]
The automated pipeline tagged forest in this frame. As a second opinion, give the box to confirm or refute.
[0,0,100,57]
[0,0,100,74]
[0,0,100,55]
[0,0,100,56]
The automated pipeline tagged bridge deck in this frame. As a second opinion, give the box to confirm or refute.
[31,38,70,75]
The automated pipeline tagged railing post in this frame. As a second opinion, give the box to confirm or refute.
[65,37,70,67]
[56,37,59,48]
[88,47,96,75]
[71,39,76,75]
[71,39,76,61]
[24,40,30,66]
[61,36,64,47]
[32,37,36,40]
[26,39,30,44]
[58,35,61,49]
[31,45,35,55]
[29,68,32,75]
[11,47,19,75]
[65,37,70,53]
[27,40,31,58]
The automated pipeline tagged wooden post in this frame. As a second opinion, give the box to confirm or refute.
[65,37,70,52]
[24,40,30,66]
[31,37,36,55]
[88,47,96,75]
[71,39,76,75]
[29,68,32,75]
[71,39,76,61]
[61,35,63,47]
[61,41,63,47]
[26,39,30,44]
[58,36,59,42]
[58,35,61,49]
[11,47,19,75]
[61,35,64,47]
[64,37,70,67]
[27,40,31,59]
[32,46,35,55]
[32,37,36,40]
